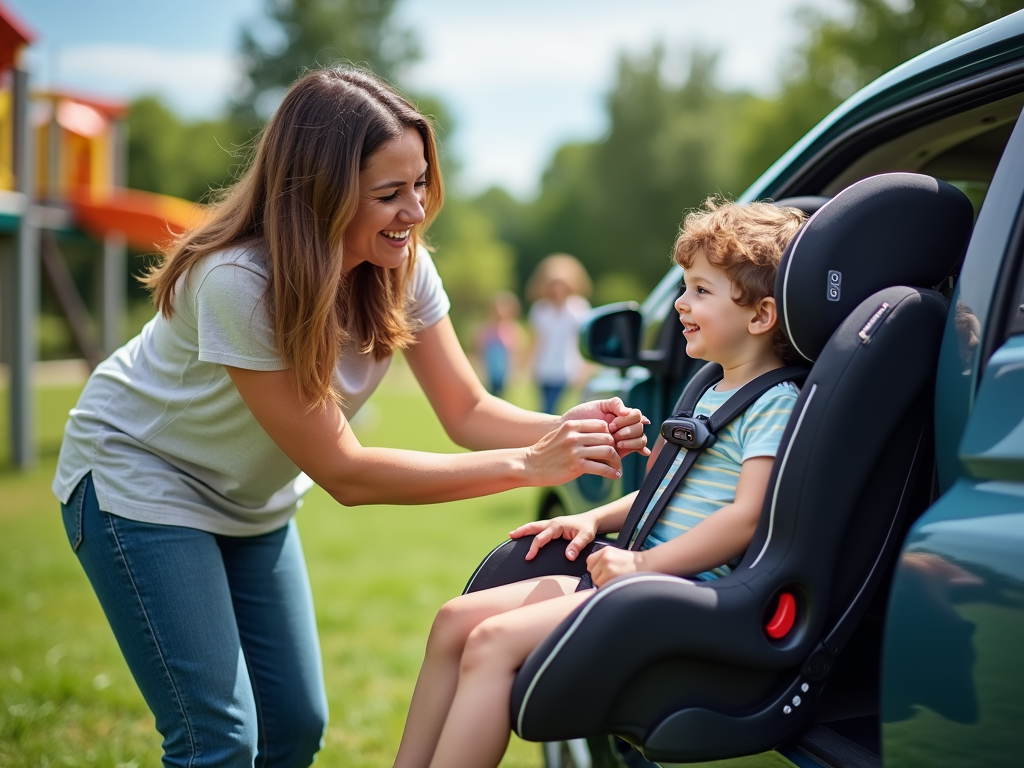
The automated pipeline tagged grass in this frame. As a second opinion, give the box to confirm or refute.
[0,362,792,768]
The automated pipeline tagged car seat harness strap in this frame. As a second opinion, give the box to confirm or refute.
[617,365,809,553]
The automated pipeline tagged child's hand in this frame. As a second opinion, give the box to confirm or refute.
[561,398,651,459]
[510,514,598,561]
[586,546,649,587]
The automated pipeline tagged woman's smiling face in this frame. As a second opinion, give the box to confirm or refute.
[342,127,428,272]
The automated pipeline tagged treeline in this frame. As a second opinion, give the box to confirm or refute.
[124,0,1024,341]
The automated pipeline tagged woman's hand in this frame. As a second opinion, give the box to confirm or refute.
[586,546,650,587]
[510,513,599,561]
[524,420,621,487]
[561,398,651,458]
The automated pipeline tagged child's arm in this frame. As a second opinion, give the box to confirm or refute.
[586,456,773,586]
[509,491,637,562]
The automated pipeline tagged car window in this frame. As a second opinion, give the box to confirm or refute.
[821,92,1024,217]
[1000,203,1024,339]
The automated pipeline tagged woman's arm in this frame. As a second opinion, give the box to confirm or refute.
[226,366,621,507]
[586,457,773,586]
[404,316,648,455]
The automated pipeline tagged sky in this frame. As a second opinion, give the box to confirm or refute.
[8,0,846,198]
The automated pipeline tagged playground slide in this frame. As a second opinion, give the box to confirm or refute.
[68,187,207,251]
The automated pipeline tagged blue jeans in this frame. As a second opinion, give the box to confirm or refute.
[60,474,328,767]
[540,382,566,415]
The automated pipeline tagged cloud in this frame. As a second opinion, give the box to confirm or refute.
[53,44,242,117]
[400,0,841,196]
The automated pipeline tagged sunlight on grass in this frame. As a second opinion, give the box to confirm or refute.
[1,361,791,767]
[0,363,548,767]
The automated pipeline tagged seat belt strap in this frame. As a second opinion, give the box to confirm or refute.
[611,362,723,551]
[625,443,700,549]
[617,365,809,552]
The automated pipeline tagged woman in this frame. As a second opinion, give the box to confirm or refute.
[52,67,648,768]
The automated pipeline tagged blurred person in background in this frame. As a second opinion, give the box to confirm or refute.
[527,253,593,414]
[474,290,525,398]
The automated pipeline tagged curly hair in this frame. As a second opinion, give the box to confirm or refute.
[674,196,806,361]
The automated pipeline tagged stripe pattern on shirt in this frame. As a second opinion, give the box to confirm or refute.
[633,381,798,580]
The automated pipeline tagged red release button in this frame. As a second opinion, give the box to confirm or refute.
[766,592,796,639]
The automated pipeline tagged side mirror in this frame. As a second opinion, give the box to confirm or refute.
[580,302,642,368]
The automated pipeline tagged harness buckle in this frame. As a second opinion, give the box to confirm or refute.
[661,415,716,450]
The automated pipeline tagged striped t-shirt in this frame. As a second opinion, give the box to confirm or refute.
[633,381,798,579]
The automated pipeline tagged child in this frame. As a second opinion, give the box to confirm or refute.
[527,254,593,413]
[475,290,525,398]
[393,198,806,768]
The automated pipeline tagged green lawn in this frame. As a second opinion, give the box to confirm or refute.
[0,363,792,768]
[0,365,548,767]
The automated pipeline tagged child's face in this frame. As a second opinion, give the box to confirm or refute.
[674,251,759,366]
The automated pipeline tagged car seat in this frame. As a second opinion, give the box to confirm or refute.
[463,173,974,763]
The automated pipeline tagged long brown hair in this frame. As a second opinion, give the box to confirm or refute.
[143,67,445,407]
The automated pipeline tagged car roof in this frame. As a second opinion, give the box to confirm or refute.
[742,8,1024,202]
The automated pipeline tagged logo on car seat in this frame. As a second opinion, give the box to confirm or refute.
[827,270,842,301]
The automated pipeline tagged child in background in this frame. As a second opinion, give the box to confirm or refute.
[527,254,593,413]
[392,198,806,768]
[475,291,525,398]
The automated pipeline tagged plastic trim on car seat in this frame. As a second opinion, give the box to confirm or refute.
[749,384,818,570]
[781,220,815,362]
[516,573,694,735]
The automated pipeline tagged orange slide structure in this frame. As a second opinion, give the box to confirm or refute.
[2,0,206,251]
[68,186,207,252]
[2,0,211,466]
[30,89,207,251]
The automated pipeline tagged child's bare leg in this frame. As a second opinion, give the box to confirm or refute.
[428,588,595,768]
[394,575,582,768]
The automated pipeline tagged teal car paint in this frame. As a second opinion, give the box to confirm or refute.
[882,334,1024,767]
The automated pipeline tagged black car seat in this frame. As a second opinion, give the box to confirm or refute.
[464,173,974,763]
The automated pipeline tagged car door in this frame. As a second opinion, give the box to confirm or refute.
[881,103,1024,768]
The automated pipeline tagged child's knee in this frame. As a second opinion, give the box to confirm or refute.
[428,596,477,654]
[459,618,509,675]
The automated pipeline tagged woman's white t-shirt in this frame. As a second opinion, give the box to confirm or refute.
[52,245,450,536]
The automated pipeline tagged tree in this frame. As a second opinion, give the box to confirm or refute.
[232,0,420,127]
[504,48,755,296]
[126,96,243,203]
[738,0,1024,185]
[428,198,518,344]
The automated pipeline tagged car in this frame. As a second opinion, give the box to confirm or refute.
[533,9,1024,768]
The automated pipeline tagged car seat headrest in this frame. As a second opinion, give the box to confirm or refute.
[772,195,830,217]
[776,172,973,362]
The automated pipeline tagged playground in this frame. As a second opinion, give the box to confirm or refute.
[0,1,204,469]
